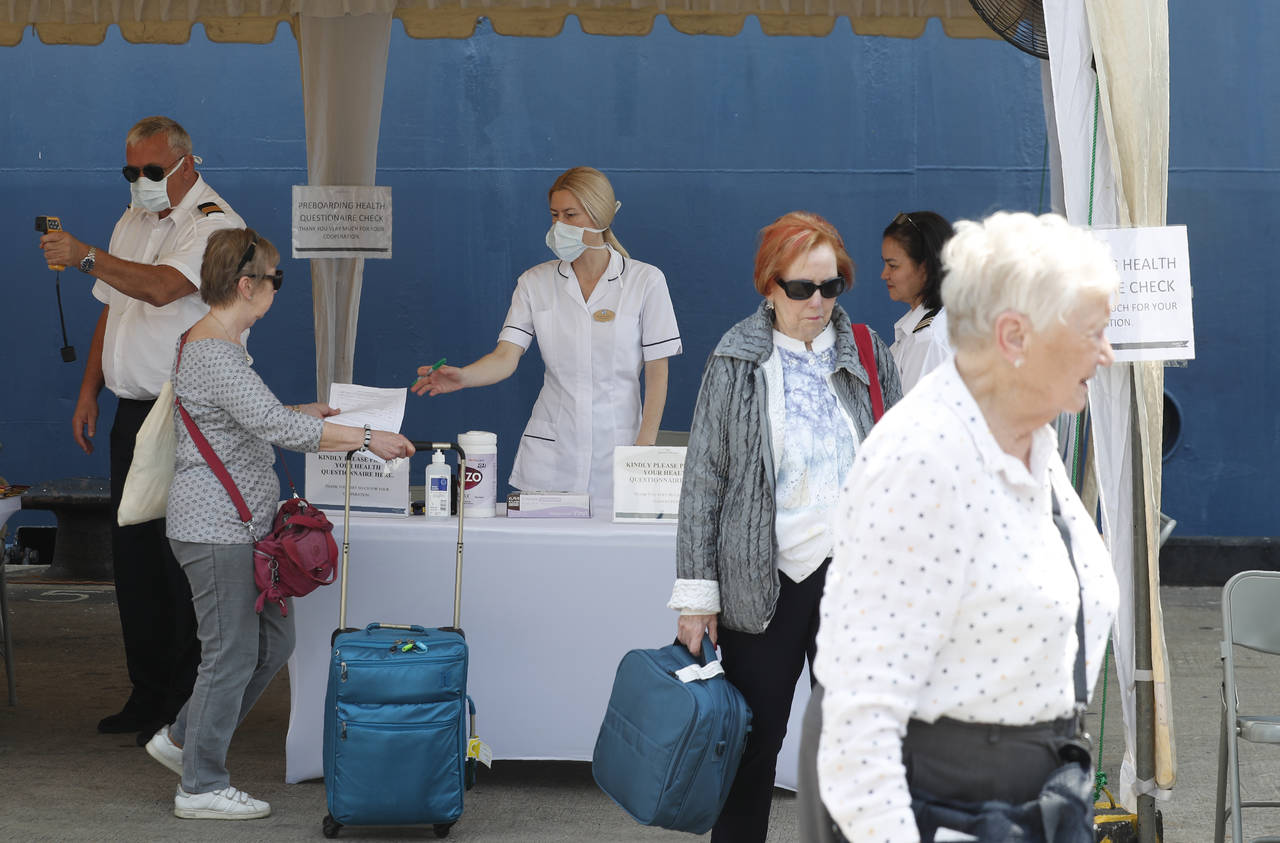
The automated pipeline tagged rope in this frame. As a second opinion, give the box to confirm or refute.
[1070,412,1086,489]
[1038,131,1049,214]
[1095,638,1112,800]
[1087,77,1100,227]
[1086,75,1109,803]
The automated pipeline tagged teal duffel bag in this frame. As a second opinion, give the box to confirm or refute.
[591,634,752,834]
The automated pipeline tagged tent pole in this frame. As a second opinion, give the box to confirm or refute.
[1131,364,1157,842]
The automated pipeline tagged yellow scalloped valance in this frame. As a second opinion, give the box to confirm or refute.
[1,0,996,45]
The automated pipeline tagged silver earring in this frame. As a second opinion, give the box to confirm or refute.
[1013,357,1025,369]
[764,301,774,312]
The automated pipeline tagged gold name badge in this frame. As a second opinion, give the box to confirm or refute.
[592,308,616,323]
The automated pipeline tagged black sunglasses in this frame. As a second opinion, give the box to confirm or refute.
[775,276,846,301]
[894,211,923,235]
[236,239,257,276]
[257,270,285,292]
[121,158,181,183]
[232,237,282,290]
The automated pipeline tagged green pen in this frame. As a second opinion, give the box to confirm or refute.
[412,358,448,387]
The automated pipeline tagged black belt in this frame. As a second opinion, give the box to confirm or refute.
[907,713,1081,745]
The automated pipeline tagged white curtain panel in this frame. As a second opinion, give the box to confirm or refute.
[1043,0,1174,810]
[298,10,393,400]
[1085,0,1175,801]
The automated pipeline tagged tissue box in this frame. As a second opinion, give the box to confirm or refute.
[506,491,591,518]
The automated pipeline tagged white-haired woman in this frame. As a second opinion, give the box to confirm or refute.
[809,212,1120,842]
[412,167,681,509]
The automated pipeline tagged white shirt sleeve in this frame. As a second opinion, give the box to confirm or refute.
[156,207,241,289]
[815,446,966,843]
[93,212,133,305]
[637,268,681,361]
[497,271,536,351]
[913,309,952,384]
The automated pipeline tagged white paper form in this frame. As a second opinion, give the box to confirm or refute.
[325,383,408,471]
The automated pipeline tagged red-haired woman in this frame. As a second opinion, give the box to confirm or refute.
[668,211,902,841]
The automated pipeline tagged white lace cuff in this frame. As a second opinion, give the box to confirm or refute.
[667,579,721,615]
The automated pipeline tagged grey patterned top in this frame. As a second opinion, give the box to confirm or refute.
[166,338,324,544]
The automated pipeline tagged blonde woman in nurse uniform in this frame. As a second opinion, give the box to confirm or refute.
[412,167,682,508]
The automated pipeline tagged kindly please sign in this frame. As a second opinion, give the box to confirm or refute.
[1093,225,1194,363]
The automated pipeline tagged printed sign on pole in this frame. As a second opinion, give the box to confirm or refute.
[292,185,392,259]
[1093,225,1194,362]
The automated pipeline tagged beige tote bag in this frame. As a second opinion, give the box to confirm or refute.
[117,380,176,526]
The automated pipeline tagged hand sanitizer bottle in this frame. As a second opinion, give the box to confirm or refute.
[426,450,451,519]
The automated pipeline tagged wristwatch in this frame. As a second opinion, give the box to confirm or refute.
[79,247,97,274]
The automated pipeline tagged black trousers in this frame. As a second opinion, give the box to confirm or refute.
[904,716,1074,805]
[713,560,828,843]
[109,397,200,722]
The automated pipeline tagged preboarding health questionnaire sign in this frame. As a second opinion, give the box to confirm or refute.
[292,185,392,259]
[1093,225,1194,363]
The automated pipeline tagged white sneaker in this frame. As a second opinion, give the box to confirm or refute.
[173,785,271,820]
[144,727,183,776]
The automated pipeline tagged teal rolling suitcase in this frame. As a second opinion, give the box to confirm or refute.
[321,443,476,839]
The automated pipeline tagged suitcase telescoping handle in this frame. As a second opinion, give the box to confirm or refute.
[334,443,468,644]
[414,441,466,633]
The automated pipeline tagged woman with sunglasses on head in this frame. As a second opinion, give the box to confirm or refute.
[412,167,681,512]
[881,211,956,392]
[143,228,414,821]
[668,211,901,842]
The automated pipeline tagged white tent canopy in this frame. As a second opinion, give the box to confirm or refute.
[6,3,1174,827]
[5,0,1000,397]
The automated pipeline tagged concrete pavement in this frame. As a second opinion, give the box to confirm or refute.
[0,573,1270,842]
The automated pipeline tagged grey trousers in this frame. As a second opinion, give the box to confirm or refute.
[797,683,842,843]
[169,540,295,794]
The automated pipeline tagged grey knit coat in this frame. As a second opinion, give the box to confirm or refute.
[674,301,903,633]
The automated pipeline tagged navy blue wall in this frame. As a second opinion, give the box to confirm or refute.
[0,2,1272,537]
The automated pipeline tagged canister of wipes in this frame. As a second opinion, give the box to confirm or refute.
[456,430,497,518]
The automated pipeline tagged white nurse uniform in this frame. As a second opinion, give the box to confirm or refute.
[497,246,681,508]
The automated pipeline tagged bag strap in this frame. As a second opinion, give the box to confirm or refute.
[1050,487,1089,709]
[851,323,885,422]
[278,447,300,498]
[174,330,255,536]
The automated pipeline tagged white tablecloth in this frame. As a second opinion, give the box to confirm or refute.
[285,513,809,789]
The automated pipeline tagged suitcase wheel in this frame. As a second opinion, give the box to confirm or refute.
[433,822,454,838]
[322,813,342,838]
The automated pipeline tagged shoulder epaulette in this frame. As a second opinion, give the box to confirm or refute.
[913,307,942,334]
[197,202,224,216]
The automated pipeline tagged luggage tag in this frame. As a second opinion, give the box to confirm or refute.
[467,737,493,768]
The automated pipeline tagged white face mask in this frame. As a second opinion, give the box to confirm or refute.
[545,220,607,263]
[129,158,184,213]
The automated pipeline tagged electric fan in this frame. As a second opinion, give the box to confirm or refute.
[968,0,1049,60]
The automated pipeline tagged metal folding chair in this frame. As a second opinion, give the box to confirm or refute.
[0,559,12,705]
[1215,570,1280,843]
[0,485,16,706]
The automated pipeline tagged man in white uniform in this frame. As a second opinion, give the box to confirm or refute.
[40,116,244,742]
